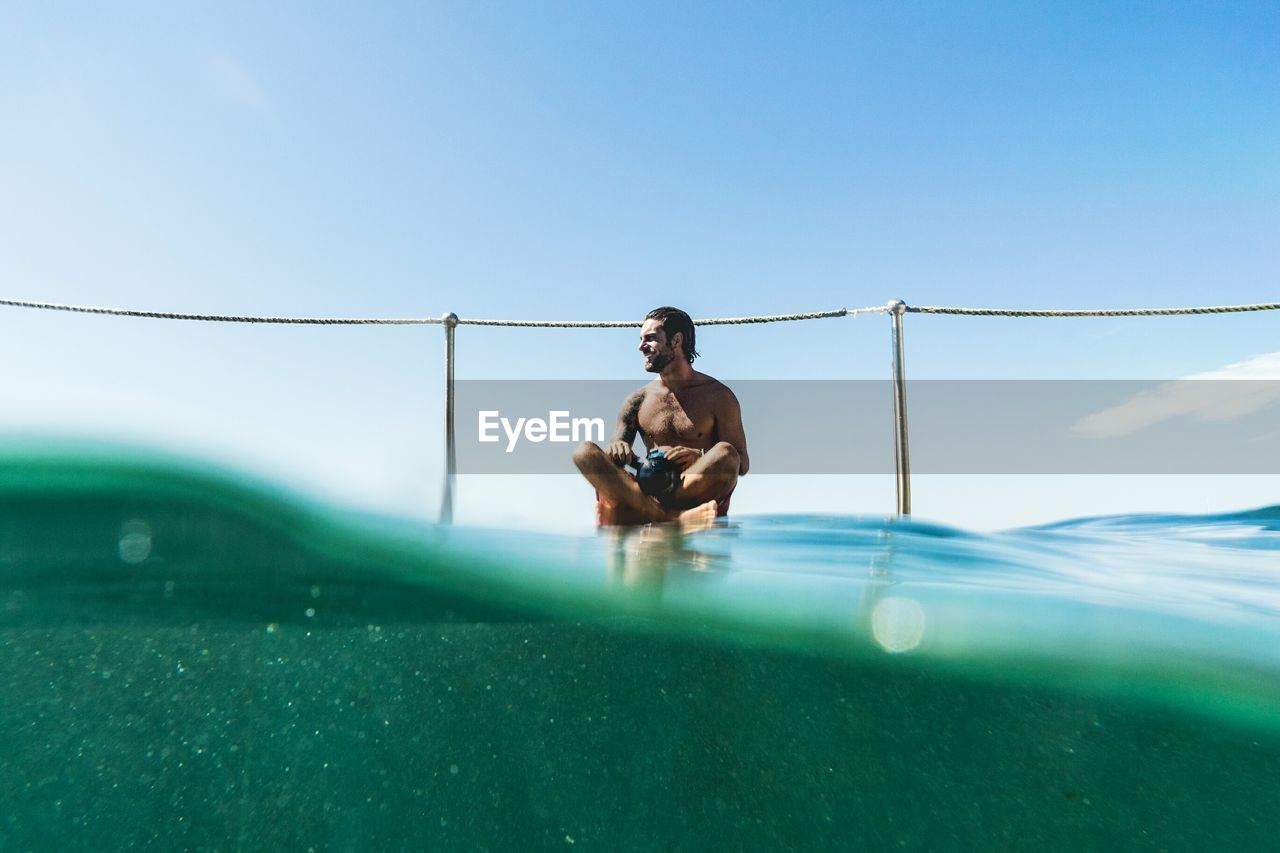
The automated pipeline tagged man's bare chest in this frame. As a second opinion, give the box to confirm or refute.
[637,390,716,444]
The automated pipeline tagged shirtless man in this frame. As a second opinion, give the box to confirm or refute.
[572,306,749,526]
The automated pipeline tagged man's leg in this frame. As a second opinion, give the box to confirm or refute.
[572,442,665,525]
[672,442,740,506]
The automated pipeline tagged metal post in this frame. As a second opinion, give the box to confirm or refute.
[887,299,911,516]
[440,313,458,524]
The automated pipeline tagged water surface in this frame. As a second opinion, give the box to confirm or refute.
[2,448,1277,849]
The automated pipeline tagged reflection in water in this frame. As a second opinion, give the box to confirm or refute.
[117,518,153,564]
[605,521,730,603]
[871,596,927,653]
[600,519,924,654]
[856,526,925,653]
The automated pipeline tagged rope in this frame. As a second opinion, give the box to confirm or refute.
[0,297,875,327]
[0,297,441,325]
[4,295,1277,324]
[910,302,1280,318]
[456,307,875,328]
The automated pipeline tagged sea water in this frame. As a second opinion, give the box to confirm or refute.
[1,448,1278,850]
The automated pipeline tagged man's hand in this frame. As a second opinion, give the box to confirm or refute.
[604,440,638,468]
[661,446,700,470]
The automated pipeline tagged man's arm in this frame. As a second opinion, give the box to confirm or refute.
[716,387,749,475]
[603,388,645,467]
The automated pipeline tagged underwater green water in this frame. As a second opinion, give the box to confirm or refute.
[1,447,1278,850]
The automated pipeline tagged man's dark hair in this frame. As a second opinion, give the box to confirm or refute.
[645,306,698,364]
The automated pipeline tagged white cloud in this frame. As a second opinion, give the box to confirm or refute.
[1074,352,1280,438]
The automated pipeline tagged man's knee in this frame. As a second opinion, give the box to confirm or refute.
[710,442,740,471]
[572,441,605,472]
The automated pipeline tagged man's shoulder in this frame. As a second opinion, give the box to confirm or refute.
[622,385,650,405]
[692,372,736,398]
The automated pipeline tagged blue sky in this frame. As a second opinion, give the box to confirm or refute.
[1,2,1277,529]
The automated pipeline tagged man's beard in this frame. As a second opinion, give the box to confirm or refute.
[644,350,673,373]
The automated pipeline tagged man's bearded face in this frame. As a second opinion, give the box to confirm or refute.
[639,319,676,373]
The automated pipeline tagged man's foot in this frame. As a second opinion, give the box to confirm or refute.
[596,497,664,528]
[674,499,718,531]
[596,498,614,527]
